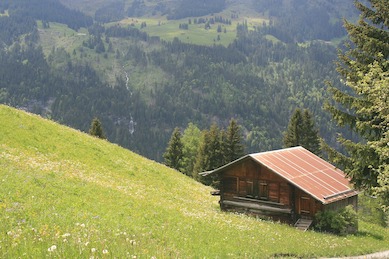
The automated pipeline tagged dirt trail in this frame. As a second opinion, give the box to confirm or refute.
[322,250,389,259]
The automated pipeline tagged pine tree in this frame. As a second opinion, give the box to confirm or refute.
[361,60,389,210]
[89,117,105,139]
[223,119,245,163]
[283,108,304,148]
[194,123,223,186]
[283,108,321,156]
[181,123,202,177]
[324,0,389,203]
[163,127,184,172]
[301,109,321,156]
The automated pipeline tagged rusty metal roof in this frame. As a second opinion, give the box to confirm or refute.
[202,146,358,204]
[249,146,358,204]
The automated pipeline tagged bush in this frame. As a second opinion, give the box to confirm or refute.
[358,194,388,227]
[314,205,358,235]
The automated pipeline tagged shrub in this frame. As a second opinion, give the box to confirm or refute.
[314,205,358,235]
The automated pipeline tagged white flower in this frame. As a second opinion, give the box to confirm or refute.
[48,245,57,252]
[91,248,96,253]
[102,249,109,254]
[62,233,71,238]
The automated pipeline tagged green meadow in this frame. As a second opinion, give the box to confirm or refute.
[1,104,388,258]
[119,16,266,46]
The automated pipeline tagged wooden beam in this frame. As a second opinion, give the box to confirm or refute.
[222,200,292,214]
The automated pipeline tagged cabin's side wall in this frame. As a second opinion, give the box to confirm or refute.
[323,195,358,212]
[219,158,293,223]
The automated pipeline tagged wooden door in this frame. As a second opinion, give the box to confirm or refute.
[300,195,311,216]
[296,189,312,218]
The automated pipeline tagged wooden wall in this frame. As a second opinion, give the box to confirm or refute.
[324,195,358,212]
[220,158,292,209]
[294,188,323,218]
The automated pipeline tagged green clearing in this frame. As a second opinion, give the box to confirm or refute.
[38,21,88,56]
[1,104,389,258]
[120,16,266,46]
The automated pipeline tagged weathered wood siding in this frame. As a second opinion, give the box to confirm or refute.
[324,195,358,212]
[221,159,291,204]
[295,188,323,217]
[219,158,293,222]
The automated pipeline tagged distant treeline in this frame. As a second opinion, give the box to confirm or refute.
[167,0,226,20]
[253,0,349,42]
[0,0,92,31]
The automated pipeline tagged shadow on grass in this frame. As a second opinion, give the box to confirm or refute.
[269,253,304,258]
[355,230,384,240]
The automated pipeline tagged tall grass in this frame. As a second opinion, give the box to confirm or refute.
[1,105,388,258]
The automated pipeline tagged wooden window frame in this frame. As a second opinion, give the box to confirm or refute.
[259,180,269,200]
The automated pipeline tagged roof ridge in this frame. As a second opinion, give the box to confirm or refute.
[250,146,304,156]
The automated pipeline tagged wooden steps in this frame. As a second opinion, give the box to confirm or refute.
[294,218,313,231]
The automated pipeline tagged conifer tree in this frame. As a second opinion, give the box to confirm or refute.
[223,119,245,163]
[89,117,105,139]
[360,60,389,210]
[283,108,304,148]
[163,127,184,172]
[194,123,223,186]
[181,123,202,177]
[301,109,321,156]
[324,0,389,205]
[283,108,321,156]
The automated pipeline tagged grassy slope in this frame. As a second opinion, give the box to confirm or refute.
[1,104,388,258]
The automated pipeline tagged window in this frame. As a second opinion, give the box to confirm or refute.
[259,181,269,200]
[246,181,254,197]
[223,177,237,193]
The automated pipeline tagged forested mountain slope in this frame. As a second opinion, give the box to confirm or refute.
[0,0,357,161]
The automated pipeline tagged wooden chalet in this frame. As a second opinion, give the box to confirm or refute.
[202,146,358,225]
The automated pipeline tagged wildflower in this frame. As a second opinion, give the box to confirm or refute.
[48,245,57,252]
[102,249,109,254]
[62,233,71,238]
[91,248,96,253]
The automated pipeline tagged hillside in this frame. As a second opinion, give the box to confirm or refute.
[1,104,389,258]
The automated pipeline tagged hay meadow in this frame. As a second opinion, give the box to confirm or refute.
[1,105,388,258]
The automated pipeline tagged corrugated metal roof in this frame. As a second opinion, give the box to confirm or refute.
[249,146,358,204]
[203,146,358,204]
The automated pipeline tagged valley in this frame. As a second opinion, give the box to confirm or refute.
[0,0,388,257]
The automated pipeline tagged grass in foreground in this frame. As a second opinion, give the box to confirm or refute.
[1,104,388,258]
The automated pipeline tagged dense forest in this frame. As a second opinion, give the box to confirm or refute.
[0,0,357,161]
[253,0,356,42]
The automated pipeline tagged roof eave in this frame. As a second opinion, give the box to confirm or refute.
[199,154,251,176]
